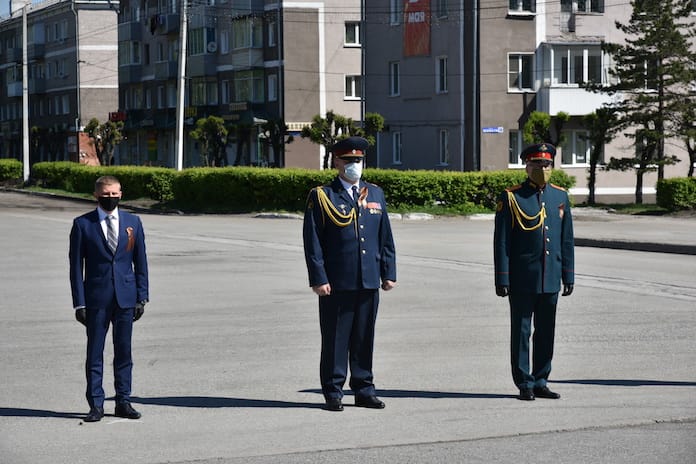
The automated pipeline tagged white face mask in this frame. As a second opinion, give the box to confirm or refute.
[343,161,363,182]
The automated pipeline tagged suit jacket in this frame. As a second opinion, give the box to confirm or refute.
[494,180,574,294]
[303,177,397,291]
[69,208,149,310]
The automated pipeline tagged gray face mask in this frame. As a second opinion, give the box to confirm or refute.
[344,162,363,182]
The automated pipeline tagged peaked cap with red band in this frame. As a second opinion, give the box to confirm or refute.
[332,136,369,158]
[520,143,556,163]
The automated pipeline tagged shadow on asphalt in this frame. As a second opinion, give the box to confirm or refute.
[130,396,322,409]
[552,379,696,387]
[0,408,84,419]
[300,389,515,399]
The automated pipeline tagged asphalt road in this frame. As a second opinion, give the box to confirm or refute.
[1,191,695,463]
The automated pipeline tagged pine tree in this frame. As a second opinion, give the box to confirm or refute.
[587,0,696,199]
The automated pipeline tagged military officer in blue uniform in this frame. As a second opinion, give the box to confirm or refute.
[493,143,574,401]
[303,136,397,412]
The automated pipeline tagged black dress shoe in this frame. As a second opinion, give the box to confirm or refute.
[517,388,535,401]
[84,406,104,422]
[325,398,344,411]
[355,395,385,409]
[115,402,142,419]
[534,386,561,399]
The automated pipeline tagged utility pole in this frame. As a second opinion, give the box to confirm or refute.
[22,2,30,182]
[174,0,188,171]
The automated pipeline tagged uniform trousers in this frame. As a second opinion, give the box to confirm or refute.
[85,298,134,408]
[319,289,379,400]
[509,292,558,389]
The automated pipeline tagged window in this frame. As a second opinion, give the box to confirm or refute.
[643,58,659,90]
[392,131,402,164]
[268,74,278,102]
[436,0,448,18]
[554,46,603,85]
[234,70,264,103]
[508,53,533,91]
[560,130,592,165]
[509,130,524,165]
[189,28,215,55]
[345,22,360,46]
[158,86,165,109]
[145,88,152,109]
[62,95,70,114]
[221,80,230,104]
[436,56,448,93]
[345,75,362,100]
[207,81,218,105]
[439,129,449,165]
[389,61,400,96]
[562,0,604,13]
[509,0,534,12]
[268,19,277,47]
[220,29,230,54]
[390,0,402,25]
[119,41,141,66]
[191,79,206,105]
[167,84,177,108]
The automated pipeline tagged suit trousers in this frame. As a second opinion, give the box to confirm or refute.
[85,298,134,408]
[509,292,559,389]
[318,289,379,400]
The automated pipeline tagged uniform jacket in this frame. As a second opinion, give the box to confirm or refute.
[303,177,397,291]
[69,208,149,310]
[494,180,574,294]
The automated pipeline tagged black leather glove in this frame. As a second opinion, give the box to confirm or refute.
[562,284,574,296]
[495,285,509,297]
[134,302,145,321]
[75,308,87,326]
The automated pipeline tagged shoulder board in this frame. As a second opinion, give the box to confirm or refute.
[505,184,522,192]
[549,183,567,192]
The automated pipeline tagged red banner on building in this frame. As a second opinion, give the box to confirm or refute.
[404,0,431,57]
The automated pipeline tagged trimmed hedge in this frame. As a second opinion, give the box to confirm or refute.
[656,177,696,211]
[0,159,22,181]
[29,162,576,213]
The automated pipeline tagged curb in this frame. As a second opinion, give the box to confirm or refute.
[575,238,696,256]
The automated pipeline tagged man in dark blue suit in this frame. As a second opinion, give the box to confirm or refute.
[69,175,149,422]
[303,136,397,411]
[494,143,574,401]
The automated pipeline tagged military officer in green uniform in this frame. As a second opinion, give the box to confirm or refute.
[494,143,575,401]
[303,136,397,412]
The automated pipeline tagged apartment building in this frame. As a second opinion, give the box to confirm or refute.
[365,1,694,202]
[0,0,119,163]
[116,0,362,169]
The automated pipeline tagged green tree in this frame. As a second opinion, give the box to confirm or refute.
[84,118,124,166]
[581,108,618,205]
[189,116,228,167]
[261,119,294,167]
[522,111,569,154]
[673,102,696,177]
[300,110,361,169]
[586,0,696,187]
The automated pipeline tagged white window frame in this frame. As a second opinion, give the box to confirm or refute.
[436,56,448,94]
[509,0,534,13]
[389,61,400,96]
[508,130,524,166]
[439,129,449,165]
[390,0,401,25]
[268,74,278,102]
[561,130,592,166]
[392,131,402,164]
[268,19,277,47]
[344,22,360,47]
[508,53,534,92]
[345,75,362,100]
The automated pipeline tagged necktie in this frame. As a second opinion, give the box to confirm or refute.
[351,186,359,207]
[106,215,118,254]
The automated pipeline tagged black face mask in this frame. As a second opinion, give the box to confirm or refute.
[98,196,120,212]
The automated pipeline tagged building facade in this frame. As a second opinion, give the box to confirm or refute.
[116,0,363,169]
[0,0,119,163]
[365,0,695,202]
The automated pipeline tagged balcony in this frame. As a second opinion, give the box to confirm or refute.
[4,47,22,63]
[119,64,143,84]
[231,49,263,69]
[155,61,178,80]
[28,43,46,60]
[187,54,217,78]
[536,85,615,116]
[118,21,143,42]
[154,14,180,35]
